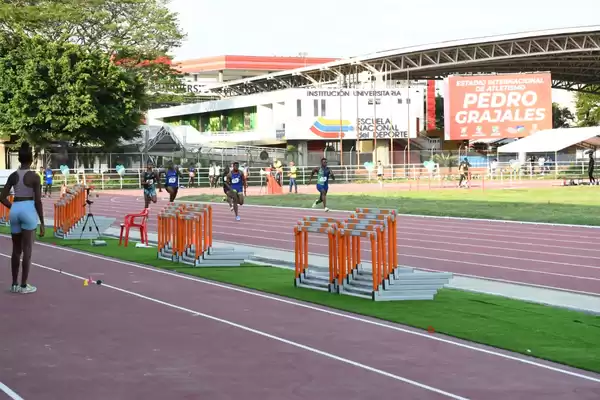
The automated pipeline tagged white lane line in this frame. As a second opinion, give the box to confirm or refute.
[0,382,24,400]
[2,243,599,384]
[6,255,467,400]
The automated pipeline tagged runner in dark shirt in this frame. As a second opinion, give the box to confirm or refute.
[589,151,596,185]
[458,158,470,188]
[142,161,159,208]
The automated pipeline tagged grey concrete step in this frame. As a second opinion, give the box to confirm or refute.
[300,276,330,290]
[296,283,330,292]
[384,283,445,291]
[340,284,373,296]
[375,294,436,301]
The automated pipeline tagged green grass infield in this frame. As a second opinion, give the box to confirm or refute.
[181,186,600,226]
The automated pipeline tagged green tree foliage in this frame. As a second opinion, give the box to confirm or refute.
[575,87,600,127]
[0,0,187,99]
[552,102,575,128]
[0,34,147,148]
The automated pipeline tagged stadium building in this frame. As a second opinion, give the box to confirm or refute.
[144,26,600,167]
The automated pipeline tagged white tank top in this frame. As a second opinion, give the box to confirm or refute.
[13,169,35,198]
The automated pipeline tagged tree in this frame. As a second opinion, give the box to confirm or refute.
[0,0,187,100]
[552,102,575,128]
[575,88,600,127]
[0,34,147,148]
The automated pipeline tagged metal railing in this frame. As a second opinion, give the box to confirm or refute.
[30,159,596,190]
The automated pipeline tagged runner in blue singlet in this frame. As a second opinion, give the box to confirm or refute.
[308,157,335,212]
[225,161,245,221]
[43,166,53,198]
[164,163,179,203]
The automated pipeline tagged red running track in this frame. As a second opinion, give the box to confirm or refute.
[43,193,600,297]
[1,239,599,399]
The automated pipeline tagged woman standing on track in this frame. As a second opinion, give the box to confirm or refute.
[164,162,180,203]
[0,142,45,294]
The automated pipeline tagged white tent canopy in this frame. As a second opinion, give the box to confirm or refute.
[497,127,600,153]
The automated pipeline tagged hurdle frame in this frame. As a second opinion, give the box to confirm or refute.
[157,203,213,265]
[294,216,341,292]
[53,186,87,238]
[293,208,400,300]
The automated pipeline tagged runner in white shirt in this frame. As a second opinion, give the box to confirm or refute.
[208,164,216,188]
[377,161,384,188]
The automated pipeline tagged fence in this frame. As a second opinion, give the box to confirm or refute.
[33,159,596,191]
[8,148,590,172]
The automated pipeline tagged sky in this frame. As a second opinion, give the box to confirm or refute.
[167,0,600,109]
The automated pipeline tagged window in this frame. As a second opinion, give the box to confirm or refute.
[313,99,319,117]
[321,99,326,116]
[296,99,302,117]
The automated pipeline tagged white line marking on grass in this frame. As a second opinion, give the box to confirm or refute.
[0,382,24,400]
[1,242,599,383]
[5,255,467,400]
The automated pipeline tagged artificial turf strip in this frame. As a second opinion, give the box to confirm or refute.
[181,186,600,226]
[2,230,600,373]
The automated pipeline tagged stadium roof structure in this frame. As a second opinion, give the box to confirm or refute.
[497,127,600,153]
[202,26,600,97]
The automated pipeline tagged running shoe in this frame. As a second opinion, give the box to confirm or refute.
[235,216,241,221]
[324,207,330,212]
[19,284,37,294]
[312,200,318,208]
[10,284,19,293]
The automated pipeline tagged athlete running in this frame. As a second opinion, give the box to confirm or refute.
[225,161,246,221]
[308,157,335,212]
[164,162,180,203]
[0,142,45,294]
[142,161,158,208]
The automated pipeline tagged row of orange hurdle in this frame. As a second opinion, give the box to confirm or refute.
[53,185,87,236]
[157,203,213,265]
[294,208,398,293]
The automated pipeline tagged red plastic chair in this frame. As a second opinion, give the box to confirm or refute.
[119,208,149,247]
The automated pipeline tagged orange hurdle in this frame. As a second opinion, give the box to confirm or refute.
[293,209,399,298]
[293,217,340,291]
[157,203,213,265]
[53,185,86,238]
[0,195,13,225]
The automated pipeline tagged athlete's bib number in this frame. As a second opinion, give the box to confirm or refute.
[318,176,328,183]
[168,177,177,184]
[232,177,240,184]
[147,179,154,185]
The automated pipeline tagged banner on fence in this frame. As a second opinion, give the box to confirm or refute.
[443,72,552,141]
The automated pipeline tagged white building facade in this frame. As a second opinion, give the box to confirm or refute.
[147,83,426,165]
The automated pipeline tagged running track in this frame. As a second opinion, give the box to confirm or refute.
[42,192,600,297]
[1,239,599,399]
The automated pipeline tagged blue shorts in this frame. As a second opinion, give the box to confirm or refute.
[9,200,39,234]
[144,187,156,198]
[317,184,328,194]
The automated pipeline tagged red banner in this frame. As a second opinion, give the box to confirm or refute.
[443,73,552,140]
[426,80,436,130]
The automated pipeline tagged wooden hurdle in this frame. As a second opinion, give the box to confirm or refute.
[157,203,213,265]
[53,185,86,237]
